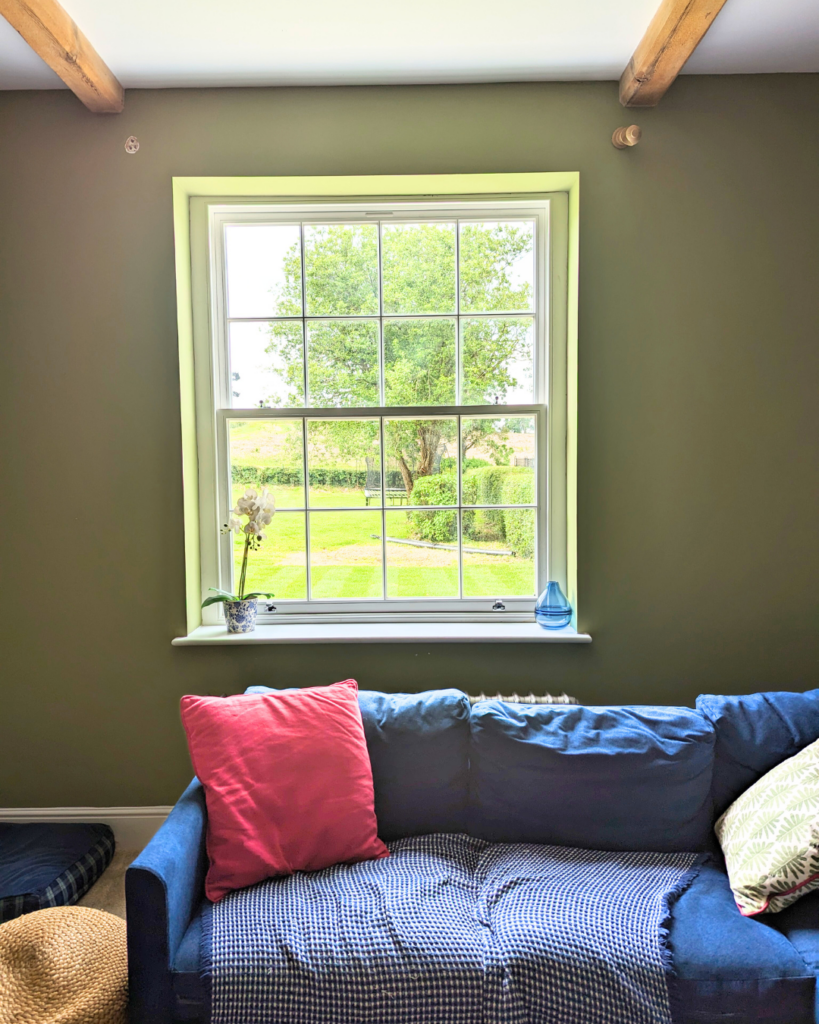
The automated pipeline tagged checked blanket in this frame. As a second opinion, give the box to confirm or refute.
[204,834,701,1024]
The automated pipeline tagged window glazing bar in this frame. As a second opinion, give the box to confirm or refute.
[219,404,544,421]
[227,310,534,323]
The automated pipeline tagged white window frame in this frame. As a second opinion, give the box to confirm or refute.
[190,192,569,627]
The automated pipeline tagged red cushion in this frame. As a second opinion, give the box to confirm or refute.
[180,679,388,901]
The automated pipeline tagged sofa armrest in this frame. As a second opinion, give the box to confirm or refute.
[126,778,208,1024]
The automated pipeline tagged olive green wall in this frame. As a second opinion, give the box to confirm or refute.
[1,77,817,807]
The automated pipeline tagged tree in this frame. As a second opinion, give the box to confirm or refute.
[266,221,534,496]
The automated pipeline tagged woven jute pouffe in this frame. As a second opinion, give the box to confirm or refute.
[0,906,127,1024]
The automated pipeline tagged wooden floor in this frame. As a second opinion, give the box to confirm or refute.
[77,849,138,920]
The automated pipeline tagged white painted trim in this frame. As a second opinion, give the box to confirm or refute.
[0,807,172,851]
[173,622,591,645]
[190,190,566,628]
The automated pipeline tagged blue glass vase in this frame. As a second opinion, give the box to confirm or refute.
[535,581,572,629]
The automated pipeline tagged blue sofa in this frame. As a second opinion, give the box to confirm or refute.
[126,687,819,1024]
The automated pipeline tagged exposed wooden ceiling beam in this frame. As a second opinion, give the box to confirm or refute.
[620,0,730,107]
[0,0,123,113]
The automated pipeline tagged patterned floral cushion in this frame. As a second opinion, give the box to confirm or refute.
[716,737,819,916]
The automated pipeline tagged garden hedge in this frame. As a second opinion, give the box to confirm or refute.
[232,465,404,489]
[407,467,535,556]
[407,474,457,543]
[501,475,536,558]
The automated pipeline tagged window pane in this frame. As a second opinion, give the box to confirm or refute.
[381,222,456,314]
[229,419,305,509]
[309,511,383,599]
[459,220,535,313]
[306,321,379,407]
[229,321,304,409]
[233,511,307,600]
[461,317,534,405]
[307,419,380,508]
[461,417,536,506]
[383,418,457,507]
[463,509,536,597]
[384,510,458,598]
[225,224,302,319]
[384,319,456,407]
[304,224,379,316]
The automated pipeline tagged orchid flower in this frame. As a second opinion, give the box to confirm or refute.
[203,486,277,608]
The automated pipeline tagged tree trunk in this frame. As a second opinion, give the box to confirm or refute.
[417,423,442,477]
[397,455,414,498]
[395,422,445,498]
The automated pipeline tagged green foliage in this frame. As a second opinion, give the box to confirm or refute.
[461,318,533,405]
[303,224,379,316]
[233,465,303,487]
[201,587,274,608]
[459,222,533,312]
[308,419,380,471]
[407,474,457,544]
[410,473,457,505]
[502,475,536,558]
[461,418,516,467]
[382,223,456,314]
[232,465,404,489]
[464,466,530,536]
[460,467,535,555]
[384,319,456,406]
[261,222,535,489]
[468,465,529,506]
[308,322,380,406]
[440,456,489,473]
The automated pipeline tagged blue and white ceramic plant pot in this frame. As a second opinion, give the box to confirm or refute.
[224,599,257,634]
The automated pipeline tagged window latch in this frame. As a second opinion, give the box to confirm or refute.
[492,600,506,611]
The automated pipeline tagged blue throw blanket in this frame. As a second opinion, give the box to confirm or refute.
[204,834,701,1024]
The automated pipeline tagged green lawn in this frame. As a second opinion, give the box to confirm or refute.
[233,484,534,600]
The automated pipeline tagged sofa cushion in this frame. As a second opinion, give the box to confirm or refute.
[172,858,818,1024]
[716,738,819,916]
[667,860,815,1023]
[357,688,471,839]
[468,702,715,851]
[246,686,471,840]
[696,689,819,818]
[181,681,388,901]
[769,889,819,1024]
[772,888,819,975]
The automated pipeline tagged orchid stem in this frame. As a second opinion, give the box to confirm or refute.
[238,533,250,600]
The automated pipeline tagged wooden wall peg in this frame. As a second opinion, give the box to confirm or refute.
[612,125,642,149]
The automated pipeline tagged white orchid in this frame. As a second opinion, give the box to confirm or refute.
[232,486,275,523]
[234,490,260,517]
[206,485,277,609]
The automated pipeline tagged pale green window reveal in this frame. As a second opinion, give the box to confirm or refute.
[174,174,578,634]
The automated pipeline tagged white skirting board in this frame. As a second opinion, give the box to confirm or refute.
[0,806,173,850]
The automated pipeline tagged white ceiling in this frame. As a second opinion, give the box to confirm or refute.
[0,0,817,92]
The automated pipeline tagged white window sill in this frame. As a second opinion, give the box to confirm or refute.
[172,623,592,645]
